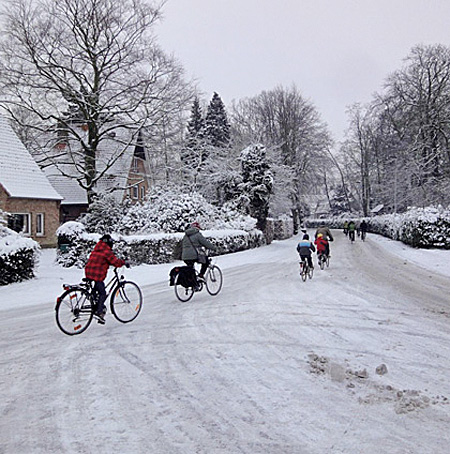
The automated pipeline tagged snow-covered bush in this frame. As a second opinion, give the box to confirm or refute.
[79,194,129,233]
[0,213,40,285]
[56,222,265,268]
[270,215,294,240]
[118,186,258,234]
[119,187,218,233]
[56,222,99,268]
[371,206,450,248]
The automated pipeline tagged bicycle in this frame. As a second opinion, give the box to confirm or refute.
[317,252,330,270]
[174,259,223,302]
[55,268,143,336]
[299,257,314,281]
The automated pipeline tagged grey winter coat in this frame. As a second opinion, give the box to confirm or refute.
[181,227,215,261]
[315,226,334,241]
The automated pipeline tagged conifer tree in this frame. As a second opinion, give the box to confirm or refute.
[182,97,206,167]
[205,92,231,148]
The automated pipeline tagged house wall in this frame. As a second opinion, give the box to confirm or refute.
[126,157,149,203]
[0,186,61,247]
[61,204,89,223]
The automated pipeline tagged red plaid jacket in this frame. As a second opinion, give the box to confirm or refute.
[85,240,125,281]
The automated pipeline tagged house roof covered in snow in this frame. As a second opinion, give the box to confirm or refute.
[44,127,141,205]
[0,115,63,201]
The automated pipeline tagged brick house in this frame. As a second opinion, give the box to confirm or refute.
[0,115,63,247]
[45,127,150,222]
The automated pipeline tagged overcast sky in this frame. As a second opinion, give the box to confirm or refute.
[157,0,450,143]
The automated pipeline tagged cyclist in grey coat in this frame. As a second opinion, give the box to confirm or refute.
[181,221,215,279]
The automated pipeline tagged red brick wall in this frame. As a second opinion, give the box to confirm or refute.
[0,186,61,247]
[127,157,149,202]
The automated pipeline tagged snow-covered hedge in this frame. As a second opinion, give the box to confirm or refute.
[306,206,450,249]
[269,215,294,240]
[0,223,40,285]
[57,222,265,268]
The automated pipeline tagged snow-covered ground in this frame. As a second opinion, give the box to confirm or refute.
[1,231,449,453]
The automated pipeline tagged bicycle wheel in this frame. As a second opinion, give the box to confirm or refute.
[205,265,223,296]
[55,288,93,335]
[326,255,330,267]
[174,273,194,302]
[308,265,314,279]
[300,263,307,282]
[110,281,143,323]
[319,255,325,270]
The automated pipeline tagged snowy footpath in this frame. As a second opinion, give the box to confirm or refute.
[1,231,450,454]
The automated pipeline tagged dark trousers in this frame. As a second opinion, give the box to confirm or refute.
[184,259,209,279]
[300,254,313,268]
[93,281,107,313]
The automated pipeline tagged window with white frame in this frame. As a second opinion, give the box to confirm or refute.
[132,185,139,199]
[140,186,145,199]
[36,213,45,236]
[132,157,139,173]
[8,213,31,235]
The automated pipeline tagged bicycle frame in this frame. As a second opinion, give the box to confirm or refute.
[61,268,124,303]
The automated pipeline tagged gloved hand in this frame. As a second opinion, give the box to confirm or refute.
[125,261,131,268]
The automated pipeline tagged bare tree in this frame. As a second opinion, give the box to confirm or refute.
[0,0,192,204]
[379,45,450,207]
[231,85,333,225]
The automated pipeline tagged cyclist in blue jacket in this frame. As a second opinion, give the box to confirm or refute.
[296,234,316,269]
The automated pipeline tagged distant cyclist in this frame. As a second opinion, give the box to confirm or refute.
[347,220,356,242]
[343,221,349,236]
[314,224,334,255]
[359,219,368,240]
[297,233,315,269]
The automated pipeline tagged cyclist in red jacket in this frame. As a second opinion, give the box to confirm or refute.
[314,233,329,257]
[85,234,127,323]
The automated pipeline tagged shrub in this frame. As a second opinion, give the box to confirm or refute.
[0,223,40,285]
[56,222,265,268]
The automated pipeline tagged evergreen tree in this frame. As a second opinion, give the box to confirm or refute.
[239,144,273,231]
[182,97,205,167]
[205,92,231,148]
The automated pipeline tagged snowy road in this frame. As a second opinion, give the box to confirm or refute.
[1,232,450,454]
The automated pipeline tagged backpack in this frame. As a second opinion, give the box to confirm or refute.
[172,240,182,260]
